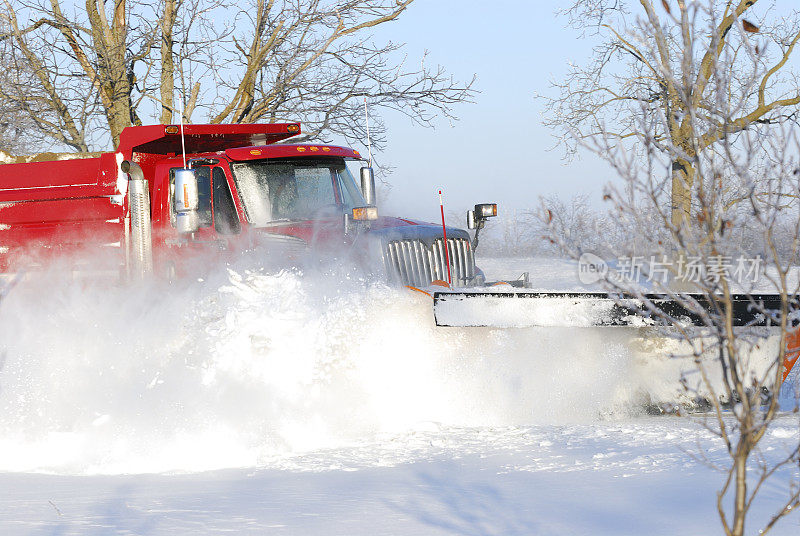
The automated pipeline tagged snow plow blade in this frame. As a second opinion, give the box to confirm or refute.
[432,291,787,328]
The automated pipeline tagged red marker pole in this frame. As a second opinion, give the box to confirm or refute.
[439,190,452,285]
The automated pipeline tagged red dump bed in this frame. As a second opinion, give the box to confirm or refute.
[0,153,123,270]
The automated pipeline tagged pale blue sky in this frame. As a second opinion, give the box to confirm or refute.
[370,1,799,224]
[370,1,610,223]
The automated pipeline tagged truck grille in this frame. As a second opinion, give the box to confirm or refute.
[384,238,475,288]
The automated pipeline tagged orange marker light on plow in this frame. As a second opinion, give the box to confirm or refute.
[783,327,800,383]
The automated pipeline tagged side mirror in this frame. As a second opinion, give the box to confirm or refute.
[174,168,200,234]
[360,167,376,206]
[467,209,476,229]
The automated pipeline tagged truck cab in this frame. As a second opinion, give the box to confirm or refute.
[0,123,488,288]
[147,145,374,276]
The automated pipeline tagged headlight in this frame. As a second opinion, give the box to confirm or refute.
[475,203,497,218]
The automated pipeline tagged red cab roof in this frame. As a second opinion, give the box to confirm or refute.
[117,123,302,158]
[226,144,362,162]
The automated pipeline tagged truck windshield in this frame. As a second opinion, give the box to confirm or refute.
[231,158,366,226]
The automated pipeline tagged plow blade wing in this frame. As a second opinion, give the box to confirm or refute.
[432,291,786,328]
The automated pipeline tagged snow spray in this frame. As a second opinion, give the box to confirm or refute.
[0,258,696,475]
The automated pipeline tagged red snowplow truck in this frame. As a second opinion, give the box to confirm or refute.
[0,123,492,285]
[0,122,797,385]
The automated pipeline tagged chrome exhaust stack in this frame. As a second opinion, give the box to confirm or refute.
[122,160,153,279]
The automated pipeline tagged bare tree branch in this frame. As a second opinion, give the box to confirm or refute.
[0,0,475,152]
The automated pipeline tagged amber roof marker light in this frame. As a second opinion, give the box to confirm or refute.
[352,206,378,221]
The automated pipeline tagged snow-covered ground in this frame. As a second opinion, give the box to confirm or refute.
[3,419,799,535]
[0,256,798,535]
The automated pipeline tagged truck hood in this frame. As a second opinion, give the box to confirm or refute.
[368,216,419,230]
[367,217,471,245]
[247,214,471,249]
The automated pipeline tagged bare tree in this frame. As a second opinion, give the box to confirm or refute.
[542,0,800,229]
[543,3,800,535]
[0,22,40,156]
[0,0,475,151]
[539,194,621,257]
[0,99,31,158]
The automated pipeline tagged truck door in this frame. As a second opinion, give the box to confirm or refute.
[162,165,243,277]
[211,166,241,235]
[168,165,242,239]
